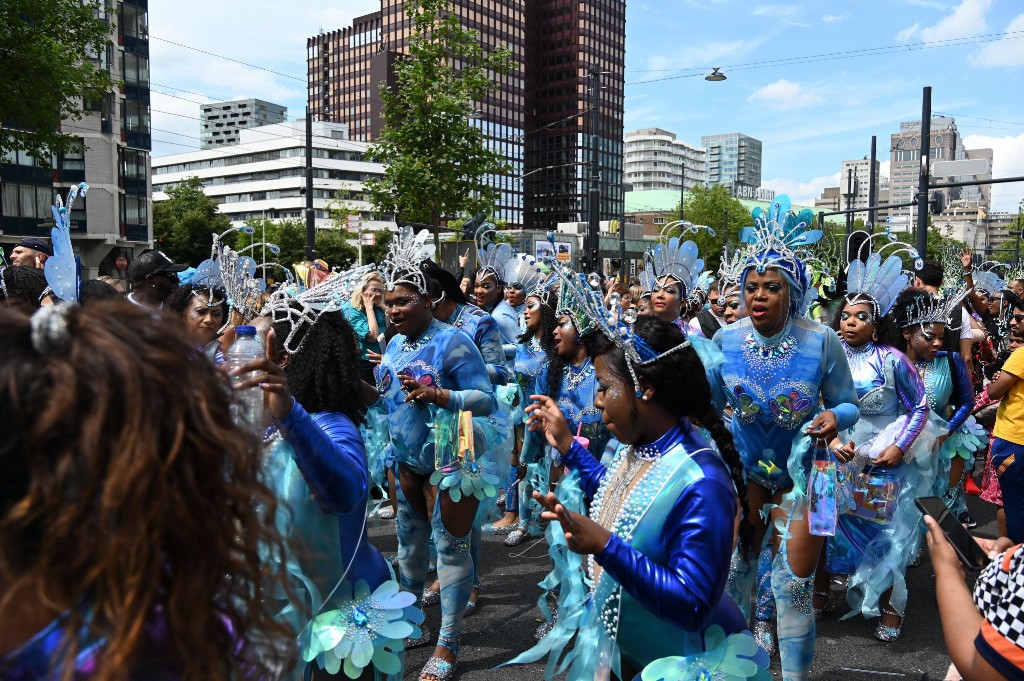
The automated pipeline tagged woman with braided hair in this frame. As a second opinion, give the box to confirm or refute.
[509,315,767,680]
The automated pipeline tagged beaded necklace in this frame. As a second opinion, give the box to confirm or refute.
[742,330,798,369]
[389,323,438,370]
[562,357,593,392]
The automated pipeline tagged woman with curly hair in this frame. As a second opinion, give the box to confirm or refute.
[512,315,766,680]
[236,303,411,680]
[0,301,295,680]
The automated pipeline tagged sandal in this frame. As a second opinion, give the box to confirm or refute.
[419,633,459,681]
[376,506,395,520]
[421,587,440,608]
[813,590,834,621]
[405,625,432,649]
[505,521,542,547]
[465,584,481,615]
[875,605,903,642]
[482,522,516,536]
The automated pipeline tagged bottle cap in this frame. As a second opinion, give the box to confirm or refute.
[236,325,257,335]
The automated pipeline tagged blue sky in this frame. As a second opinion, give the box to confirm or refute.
[149,0,1024,212]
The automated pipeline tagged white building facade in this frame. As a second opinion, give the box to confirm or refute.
[624,128,707,192]
[152,120,392,232]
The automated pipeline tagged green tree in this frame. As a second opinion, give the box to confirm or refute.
[247,218,357,276]
[364,0,515,244]
[1,0,119,164]
[665,185,749,272]
[153,177,232,266]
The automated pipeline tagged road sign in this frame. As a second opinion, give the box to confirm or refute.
[886,215,911,232]
[360,232,376,246]
[932,158,989,177]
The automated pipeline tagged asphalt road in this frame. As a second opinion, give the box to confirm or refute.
[367,494,997,680]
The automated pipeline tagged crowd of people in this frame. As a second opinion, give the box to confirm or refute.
[3,185,1024,681]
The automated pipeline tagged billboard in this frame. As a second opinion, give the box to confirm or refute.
[536,240,573,262]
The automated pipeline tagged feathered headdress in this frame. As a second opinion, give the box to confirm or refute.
[898,288,970,330]
[717,245,745,295]
[44,182,88,302]
[738,195,823,314]
[474,221,517,284]
[971,266,1006,296]
[845,230,922,319]
[505,253,555,306]
[651,227,710,296]
[379,225,435,294]
[553,265,691,396]
[261,264,375,354]
[638,252,657,297]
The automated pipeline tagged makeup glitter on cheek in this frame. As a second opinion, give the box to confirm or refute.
[188,310,201,320]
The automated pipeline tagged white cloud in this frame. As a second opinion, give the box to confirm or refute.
[762,173,841,207]
[972,13,1024,66]
[822,12,849,23]
[962,132,1024,212]
[748,79,824,110]
[896,23,921,42]
[752,4,801,17]
[896,0,991,43]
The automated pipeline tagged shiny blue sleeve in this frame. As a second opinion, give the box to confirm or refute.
[594,473,738,632]
[947,352,975,433]
[561,439,608,498]
[891,351,929,453]
[475,315,513,385]
[276,399,368,516]
[820,329,860,430]
[442,329,497,416]
[494,304,522,361]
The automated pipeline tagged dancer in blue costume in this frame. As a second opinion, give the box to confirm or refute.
[472,223,523,359]
[649,232,709,338]
[508,288,767,680]
[376,227,497,681]
[420,263,516,613]
[241,280,420,679]
[814,233,937,643]
[711,197,859,680]
[887,288,988,510]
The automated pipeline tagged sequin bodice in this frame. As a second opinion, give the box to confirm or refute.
[514,339,547,394]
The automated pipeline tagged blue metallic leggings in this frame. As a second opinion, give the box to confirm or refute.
[395,481,475,644]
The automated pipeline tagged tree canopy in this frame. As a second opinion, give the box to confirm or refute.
[0,0,118,164]
[364,0,514,229]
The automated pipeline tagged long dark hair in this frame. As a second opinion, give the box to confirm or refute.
[0,303,295,680]
[272,308,367,425]
[878,287,935,353]
[586,316,754,557]
[519,292,558,349]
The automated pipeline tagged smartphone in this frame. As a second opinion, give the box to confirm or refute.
[915,496,989,571]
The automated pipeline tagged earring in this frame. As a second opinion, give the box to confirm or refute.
[641,395,649,401]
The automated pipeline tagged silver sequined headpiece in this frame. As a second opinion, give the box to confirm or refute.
[553,265,691,397]
[717,245,745,295]
[899,288,970,330]
[379,225,435,295]
[474,221,517,285]
[260,264,375,354]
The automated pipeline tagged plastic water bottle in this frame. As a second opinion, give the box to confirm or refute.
[226,325,266,436]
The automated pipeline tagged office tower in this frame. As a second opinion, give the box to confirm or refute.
[200,99,287,149]
[308,0,626,229]
[701,132,763,193]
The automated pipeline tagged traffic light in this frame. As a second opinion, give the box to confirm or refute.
[929,191,946,215]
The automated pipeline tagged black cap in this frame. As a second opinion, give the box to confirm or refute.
[422,265,470,305]
[126,249,187,281]
[16,237,53,257]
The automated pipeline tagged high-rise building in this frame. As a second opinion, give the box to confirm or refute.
[623,128,706,192]
[308,0,626,230]
[838,158,882,223]
[200,99,287,149]
[701,132,762,193]
[1,0,152,280]
[889,116,992,223]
